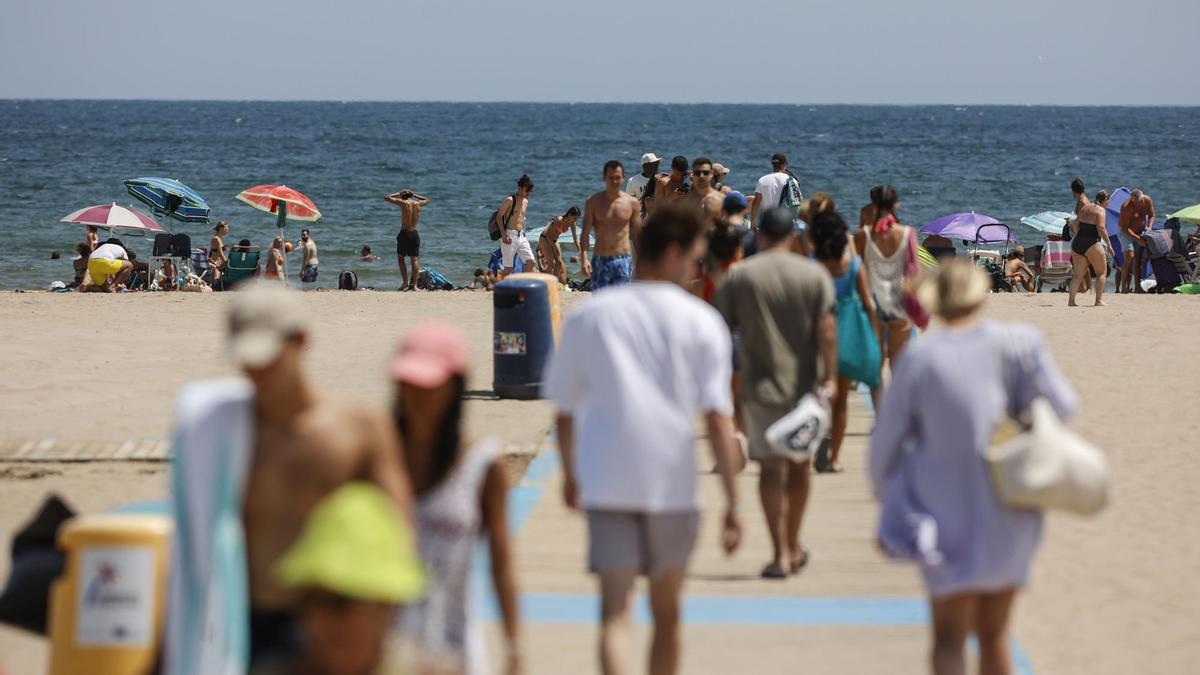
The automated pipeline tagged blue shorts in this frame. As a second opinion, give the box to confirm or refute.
[591,254,632,291]
[301,264,318,283]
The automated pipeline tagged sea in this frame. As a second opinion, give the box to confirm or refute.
[1,101,1197,290]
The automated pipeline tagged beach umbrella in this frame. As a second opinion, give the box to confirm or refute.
[124,177,211,224]
[916,246,939,270]
[921,212,1015,243]
[60,202,165,235]
[235,184,322,227]
[1019,211,1074,235]
[1168,204,1200,223]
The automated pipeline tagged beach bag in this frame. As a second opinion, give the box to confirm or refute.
[777,175,803,217]
[1143,230,1172,259]
[338,270,358,290]
[764,393,830,463]
[835,258,882,388]
[417,267,454,291]
[487,194,517,241]
[987,333,1108,515]
[900,227,930,329]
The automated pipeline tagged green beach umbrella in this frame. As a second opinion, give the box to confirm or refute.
[1167,204,1200,223]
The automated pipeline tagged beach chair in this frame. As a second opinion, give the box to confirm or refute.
[1037,241,1073,292]
[152,233,173,257]
[221,248,261,289]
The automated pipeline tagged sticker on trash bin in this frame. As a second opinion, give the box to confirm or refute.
[495,331,527,355]
[75,546,155,647]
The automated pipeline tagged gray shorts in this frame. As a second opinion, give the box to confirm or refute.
[586,510,699,577]
[743,400,801,462]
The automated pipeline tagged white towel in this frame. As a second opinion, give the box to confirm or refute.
[164,378,254,675]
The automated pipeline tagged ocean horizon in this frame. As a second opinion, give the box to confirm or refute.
[2,100,1197,290]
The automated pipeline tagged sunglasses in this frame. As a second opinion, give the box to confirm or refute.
[694,170,712,176]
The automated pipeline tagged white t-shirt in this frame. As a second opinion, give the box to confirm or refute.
[625,173,651,200]
[543,282,733,512]
[89,243,128,262]
[754,172,793,212]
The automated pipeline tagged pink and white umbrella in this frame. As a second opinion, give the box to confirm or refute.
[60,202,165,234]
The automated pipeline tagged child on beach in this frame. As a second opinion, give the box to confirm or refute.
[471,268,495,290]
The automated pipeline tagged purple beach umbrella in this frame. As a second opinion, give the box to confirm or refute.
[921,212,1015,243]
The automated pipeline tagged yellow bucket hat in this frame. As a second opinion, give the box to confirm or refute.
[276,482,425,604]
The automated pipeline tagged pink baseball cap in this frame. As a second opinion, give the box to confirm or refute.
[389,323,469,387]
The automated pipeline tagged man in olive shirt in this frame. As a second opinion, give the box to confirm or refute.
[714,207,836,579]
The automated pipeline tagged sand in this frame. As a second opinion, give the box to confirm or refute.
[1,290,1198,674]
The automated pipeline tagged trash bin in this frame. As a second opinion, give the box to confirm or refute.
[507,272,562,341]
[48,514,172,675]
[494,275,557,399]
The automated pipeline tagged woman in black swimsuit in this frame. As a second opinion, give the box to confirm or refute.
[1069,190,1115,307]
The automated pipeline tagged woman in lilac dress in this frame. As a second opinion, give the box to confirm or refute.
[869,261,1077,675]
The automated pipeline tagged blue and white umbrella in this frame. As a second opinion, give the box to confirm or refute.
[1019,211,1074,234]
[124,177,211,224]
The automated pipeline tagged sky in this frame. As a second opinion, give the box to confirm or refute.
[2,0,1197,105]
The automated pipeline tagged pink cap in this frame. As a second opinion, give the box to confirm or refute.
[389,323,469,387]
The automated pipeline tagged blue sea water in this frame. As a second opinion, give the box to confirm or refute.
[1,101,1197,290]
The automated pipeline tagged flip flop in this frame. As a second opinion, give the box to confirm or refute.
[760,562,788,580]
[790,547,811,575]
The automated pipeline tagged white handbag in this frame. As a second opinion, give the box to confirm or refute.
[764,393,830,463]
[987,335,1109,515]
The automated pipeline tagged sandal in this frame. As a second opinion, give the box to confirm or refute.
[760,562,788,580]
[789,547,811,575]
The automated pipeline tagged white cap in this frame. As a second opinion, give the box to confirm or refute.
[227,284,307,369]
[640,153,661,165]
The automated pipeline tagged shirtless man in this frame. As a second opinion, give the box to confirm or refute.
[298,229,319,285]
[1118,189,1155,293]
[582,160,642,291]
[651,155,690,212]
[231,286,413,666]
[385,189,430,291]
[497,175,536,278]
[538,206,581,284]
[685,157,726,230]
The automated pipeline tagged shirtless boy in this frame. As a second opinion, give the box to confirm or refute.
[230,286,413,666]
[385,189,431,291]
[1003,247,1035,292]
[685,157,726,230]
[538,206,581,284]
[497,175,536,278]
[582,161,642,291]
[1118,189,1155,293]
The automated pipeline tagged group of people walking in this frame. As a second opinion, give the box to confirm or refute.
[165,150,1084,675]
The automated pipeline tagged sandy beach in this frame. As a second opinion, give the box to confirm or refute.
[1,290,1198,674]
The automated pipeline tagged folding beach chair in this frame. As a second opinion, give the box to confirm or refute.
[1037,241,1073,292]
[221,248,261,289]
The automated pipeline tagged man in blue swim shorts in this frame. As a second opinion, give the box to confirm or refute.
[582,160,642,292]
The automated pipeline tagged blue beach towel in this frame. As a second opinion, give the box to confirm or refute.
[165,378,254,675]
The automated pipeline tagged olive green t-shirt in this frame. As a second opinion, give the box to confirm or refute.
[713,249,834,406]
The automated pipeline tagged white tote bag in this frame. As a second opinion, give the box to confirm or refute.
[987,334,1109,515]
[764,393,830,463]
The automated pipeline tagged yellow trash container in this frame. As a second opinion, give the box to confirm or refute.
[48,514,172,675]
[507,272,562,342]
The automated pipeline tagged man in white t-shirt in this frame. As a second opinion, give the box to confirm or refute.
[544,203,743,675]
[751,152,802,225]
[624,152,661,201]
[83,239,133,292]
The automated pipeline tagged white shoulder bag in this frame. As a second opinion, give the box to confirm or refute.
[986,334,1109,515]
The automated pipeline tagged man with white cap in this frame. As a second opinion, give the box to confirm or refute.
[625,152,661,201]
[228,284,413,667]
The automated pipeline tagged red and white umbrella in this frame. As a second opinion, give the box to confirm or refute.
[60,202,165,234]
[234,184,322,222]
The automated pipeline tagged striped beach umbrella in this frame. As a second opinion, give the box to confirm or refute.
[124,177,211,224]
[60,203,165,234]
[235,184,322,223]
[1019,211,1074,235]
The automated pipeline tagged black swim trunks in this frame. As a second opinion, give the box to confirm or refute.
[396,229,420,257]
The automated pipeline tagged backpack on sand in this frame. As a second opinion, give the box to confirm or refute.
[417,267,455,291]
[338,270,358,290]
